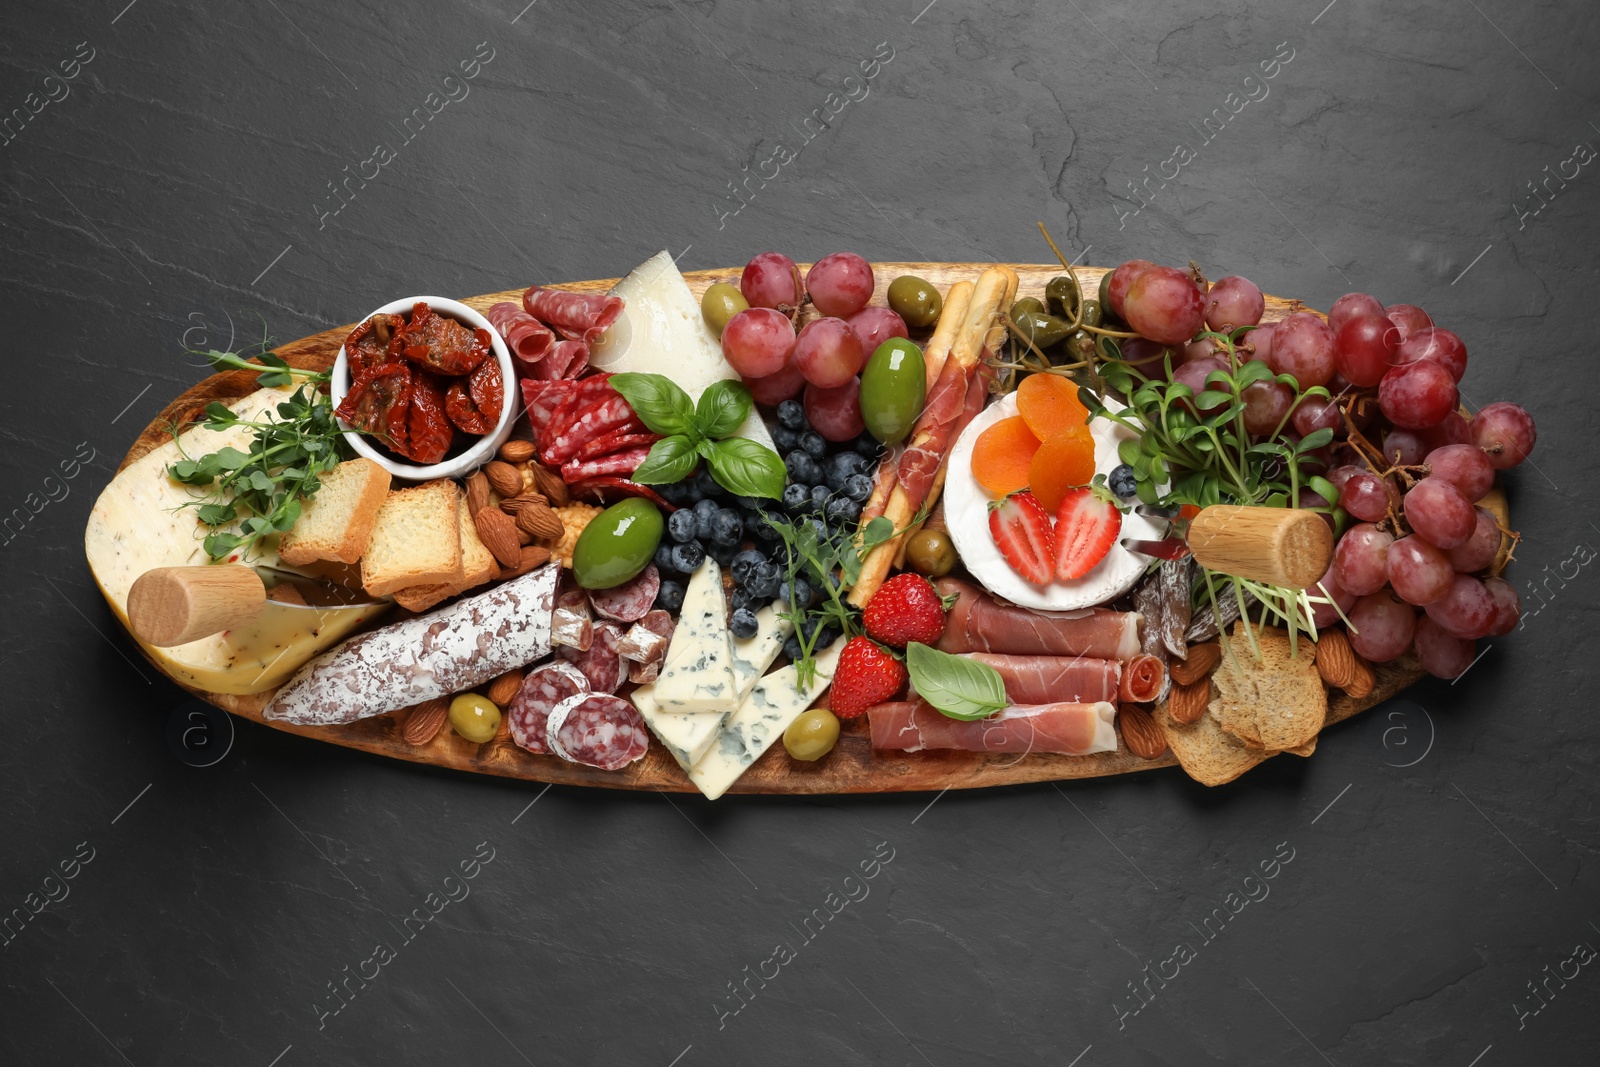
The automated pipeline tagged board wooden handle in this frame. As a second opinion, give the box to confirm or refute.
[1186,505,1333,589]
[127,566,266,647]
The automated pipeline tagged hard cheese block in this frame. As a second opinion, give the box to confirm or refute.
[633,605,793,766]
[652,558,738,714]
[84,387,387,694]
[687,641,844,800]
[587,250,774,451]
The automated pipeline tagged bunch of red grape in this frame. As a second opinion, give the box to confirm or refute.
[721,251,907,441]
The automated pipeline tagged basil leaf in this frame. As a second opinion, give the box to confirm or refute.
[694,379,753,439]
[906,643,1008,721]
[608,373,697,437]
[704,437,786,499]
[630,435,699,485]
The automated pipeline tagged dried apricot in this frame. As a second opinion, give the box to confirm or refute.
[1028,425,1096,511]
[971,416,1041,499]
[1016,373,1089,441]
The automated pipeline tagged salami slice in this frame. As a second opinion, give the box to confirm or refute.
[545,692,651,770]
[507,662,588,755]
[541,375,614,456]
[522,286,624,345]
[590,565,661,624]
[557,620,626,692]
[488,302,556,365]
[544,394,637,465]
[521,378,575,443]
[571,430,659,464]
[563,445,653,483]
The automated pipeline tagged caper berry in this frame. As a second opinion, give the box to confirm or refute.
[887,275,944,329]
[1045,275,1080,320]
[1009,310,1073,350]
[1097,270,1113,311]
[1079,299,1104,329]
[701,283,749,338]
[783,708,840,761]
[904,528,956,578]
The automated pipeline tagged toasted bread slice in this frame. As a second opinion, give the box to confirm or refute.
[391,493,501,612]
[1155,692,1273,786]
[279,458,390,565]
[360,480,462,597]
[1211,623,1327,751]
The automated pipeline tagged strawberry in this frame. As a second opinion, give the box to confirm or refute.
[829,637,907,719]
[988,490,1057,585]
[864,573,947,648]
[1053,486,1123,580]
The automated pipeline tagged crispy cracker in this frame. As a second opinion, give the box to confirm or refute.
[1211,622,1326,751]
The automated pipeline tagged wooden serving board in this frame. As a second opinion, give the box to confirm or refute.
[115,263,1431,793]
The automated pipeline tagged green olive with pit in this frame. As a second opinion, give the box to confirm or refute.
[572,497,664,589]
[1045,275,1081,320]
[858,337,926,445]
[904,528,956,578]
[701,283,749,338]
[450,694,501,743]
[783,708,841,761]
[887,275,944,329]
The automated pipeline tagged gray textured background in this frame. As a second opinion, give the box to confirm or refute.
[2,1,1596,1064]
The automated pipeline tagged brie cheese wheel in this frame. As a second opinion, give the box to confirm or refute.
[944,391,1167,611]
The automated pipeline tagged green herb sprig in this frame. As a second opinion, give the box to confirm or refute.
[905,642,1007,721]
[608,374,786,499]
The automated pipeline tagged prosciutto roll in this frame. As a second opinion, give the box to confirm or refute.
[1118,654,1165,703]
[868,699,1118,755]
[521,286,623,345]
[962,653,1120,705]
[488,302,556,366]
[935,578,1142,661]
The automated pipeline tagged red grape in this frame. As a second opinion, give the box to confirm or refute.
[1272,312,1337,388]
[1181,336,1219,364]
[1387,535,1454,605]
[1348,590,1417,662]
[1292,396,1344,438]
[1340,471,1399,522]
[1394,327,1468,382]
[1483,576,1521,636]
[1423,573,1497,638]
[1378,360,1458,429]
[1413,617,1475,678]
[1246,322,1276,366]
[1172,356,1229,412]
[1445,507,1502,573]
[1333,313,1399,387]
[1327,464,1366,495]
[1384,303,1433,341]
[1404,478,1475,549]
[742,358,806,405]
[720,308,796,378]
[1241,377,1294,435]
[792,317,865,388]
[740,252,801,309]
[1420,411,1471,451]
[1105,259,1155,318]
[845,306,907,355]
[1310,563,1359,628]
[1123,265,1206,345]
[1328,292,1385,335]
[807,252,874,318]
[1204,275,1265,331]
[1334,523,1394,595]
[1468,402,1536,470]
[804,378,865,442]
[1118,336,1171,379]
[1380,428,1429,466]
[1425,443,1493,501]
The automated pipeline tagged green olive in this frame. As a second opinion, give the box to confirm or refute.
[858,338,926,445]
[1097,270,1114,311]
[701,283,748,338]
[572,498,664,589]
[783,708,840,761]
[904,528,956,578]
[887,275,943,329]
[1009,310,1074,350]
[1045,275,1080,320]
[450,694,501,743]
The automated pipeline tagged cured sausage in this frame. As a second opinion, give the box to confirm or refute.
[589,565,660,623]
[487,301,556,366]
[568,477,677,512]
[571,430,660,464]
[1118,654,1165,704]
[934,577,1142,661]
[265,565,559,726]
[551,587,594,652]
[522,286,624,345]
[962,653,1120,705]
[546,692,651,770]
[867,699,1118,755]
[562,445,652,483]
[557,620,626,692]
[625,611,675,684]
[507,661,588,755]
[544,394,636,465]
[541,376,615,457]
[521,379,576,443]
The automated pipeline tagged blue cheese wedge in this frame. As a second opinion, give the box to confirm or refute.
[652,559,738,714]
[687,642,843,801]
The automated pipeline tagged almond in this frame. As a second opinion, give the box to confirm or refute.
[1170,641,1221,686]
[530,462,569,506]
[1167,678,1211,725]
[465,470,491,518]
[501,544,552,578]
[484,460,524,499]
[1343,656,1376,699]
[474,506,523,569]
[500,493,549,515]
[1314,629,1359,689]
[515,499,565,541]
[487,670,524,706]
[1119,705,1168,760]
[402,698,449,745]
[498,439,536,464]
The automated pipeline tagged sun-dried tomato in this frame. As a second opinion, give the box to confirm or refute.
[468,354,503,422]
[404,371,454,464]
[445,380,491,435]
[336,362,412,455]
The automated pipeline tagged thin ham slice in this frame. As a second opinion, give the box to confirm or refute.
[1118,654,1165,703]
[896,359,973,505]
[868,699,1118,755]
[488,302,556,366]
[963,653,1120,705]
[522,287,623,345]
[935,578,1142,661]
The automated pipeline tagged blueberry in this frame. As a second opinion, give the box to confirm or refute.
[693,497,720,540]
[854,431,884,457]
[731,607,760,639]
[782,634,804,662]
[826,496,861,524]
[1109,463,1139,500]
[754,513,783,542]
[814,625,840,650]
[785,452,820,486]
[654,542,680,575]
[799,430,827,458]
[777,399,808,430]
[751,560,782,596]
[669,540,706,574]
[731,548,766,585]
[656,580,685,613]
[666,508,698,544]
[710,508,743,546]
[735,495,763,511]
[822,453,852,490]
[729,588,753,612]
[657,481,691,507]
[843,472,874,502]
[712,542,738,568]
[771,425,799,453]
[810,484,832,511]
[779,577,813,609]
[694,468,725,500]
[782,482,812,512]
[808,516,829,543]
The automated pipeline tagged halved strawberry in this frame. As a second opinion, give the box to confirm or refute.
[988,490,1057,585]
[1054,486,1123,580]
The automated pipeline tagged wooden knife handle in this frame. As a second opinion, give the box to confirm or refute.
[127,565,266,647]
[1186,505,1334,589]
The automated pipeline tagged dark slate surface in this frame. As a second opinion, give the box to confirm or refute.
[2,1,1594,1064]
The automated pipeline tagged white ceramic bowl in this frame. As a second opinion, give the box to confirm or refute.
[331,296,515,482]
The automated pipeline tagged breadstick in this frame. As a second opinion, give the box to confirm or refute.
[920,281,973,393]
